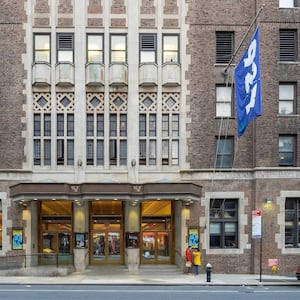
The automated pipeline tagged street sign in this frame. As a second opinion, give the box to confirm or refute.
[252,210,262,239]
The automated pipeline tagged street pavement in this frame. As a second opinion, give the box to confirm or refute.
[0,265,299,286]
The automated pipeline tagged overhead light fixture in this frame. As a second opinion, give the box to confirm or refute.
[265,197,273,204]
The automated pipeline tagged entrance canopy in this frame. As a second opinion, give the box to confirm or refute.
[10,182,202,205]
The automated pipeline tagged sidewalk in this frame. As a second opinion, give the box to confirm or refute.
[0,265,299,286]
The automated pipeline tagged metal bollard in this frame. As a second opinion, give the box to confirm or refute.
[206,263,212,282]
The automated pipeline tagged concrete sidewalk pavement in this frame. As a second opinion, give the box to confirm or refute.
[0,265,299,286]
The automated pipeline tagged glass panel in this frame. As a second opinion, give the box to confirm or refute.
[225,222,236,233]
[279,0,295,8]
[108,232,120,260]
[216,102,231,117]
[210,223,221,234]
[279,101,293,114]
[93,233,105,260]
[88,35,103,63]
[35,35,50,62]
[141,51,155,63]
[163,36,178,62]
[279,84,294,99]
[157,232,169,261]
[59,233,70,253]
[58,51,73,63]
[142,232,155,261]
[42,233,55,253]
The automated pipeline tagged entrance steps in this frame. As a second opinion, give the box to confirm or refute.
[137,264,182,275]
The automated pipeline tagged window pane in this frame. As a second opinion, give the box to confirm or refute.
[216,103,232,117]
[35,35,50,62]
[44,114,51,136]
[139,114,146,136]
[34,140,41,165]
[279,101,294,115]
[67,140,74,165]
[141,52,155,63]
[96,140,104,165]
[87,114,94,136]
[88,35,103,63]
[139,140,146,165]
[111,35,126,62]
[120,140,127,165]
[58,51,73,63]
[87,140,94,165]
[225,223,236,233]
[34,114,41,136]
[163,35,178,63]
[279,84,294,99]
[279,0,295,8]
[279,136,294,151]
[210,223,221,234]
[44,140,51,165]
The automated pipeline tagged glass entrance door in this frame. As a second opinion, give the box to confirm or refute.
[142,231,170,263]
[92,231,121,263]
[90,200,123,264]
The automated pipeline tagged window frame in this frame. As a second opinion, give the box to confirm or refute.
[279,0,297,8]
[87,33,104,63]
[279,29,298,62]
[57,33,74,63]
[216,85,234,117]
[162,34,180,63]
[279,82,296,115]
[33,33,51,63]
[209,199,239,249]
[215,136,234,168]
[279,135,296,166]
[285,198,300,248]
[139,33,157,63]
[216,31,234,64]
[110,34,127,63]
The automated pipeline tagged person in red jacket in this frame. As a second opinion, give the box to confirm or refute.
[185,246,193,274]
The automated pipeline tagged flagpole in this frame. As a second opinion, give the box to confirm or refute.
[222,5,264,75]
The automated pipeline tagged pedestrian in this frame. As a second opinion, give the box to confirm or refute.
[185,246,193,274]
[193,248,202,275]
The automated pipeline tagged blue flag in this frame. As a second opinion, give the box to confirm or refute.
[235,28,262,137]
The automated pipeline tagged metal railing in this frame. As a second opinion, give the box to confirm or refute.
[0,253,74,270]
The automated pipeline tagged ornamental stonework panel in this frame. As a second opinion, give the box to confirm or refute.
[56,93,75,113]
[111,0,126,14]
[164,0,178,15]
[162,93,180,112]
[109,93,128,112]
[139,93,157,112]
[33,93,51,113]
[34,0,50,13]
[86,93,105,113]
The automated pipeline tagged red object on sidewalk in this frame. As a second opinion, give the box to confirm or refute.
[296,266,300,280]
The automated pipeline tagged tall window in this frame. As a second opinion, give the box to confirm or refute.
[216,31,234,64]
[87,34,104,63]
[109,113,127,166]
[57,113,74,166]
[86,113,104,166]
[139,114,157,165]
[279,0,296,8]
[215,137,234,168]
[34,34,50,63]
[280,29,297,62]
[216,85,233,117]
[110,35,126,63]
[57,33,74,63]
[279,135,296,166]
[285,198,300,247]
[140,34,156,63]
[279,83,296,115]
[162,114,179,166]
[34,113,51,166]
[163,35,179,63]
[210,199,238,248]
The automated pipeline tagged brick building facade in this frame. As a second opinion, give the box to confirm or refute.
[0,0,299,276]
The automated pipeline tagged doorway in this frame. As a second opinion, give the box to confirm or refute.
[90,201,123,264]
[141,201,173,264]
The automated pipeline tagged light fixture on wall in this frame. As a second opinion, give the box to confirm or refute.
[265,197,273,204]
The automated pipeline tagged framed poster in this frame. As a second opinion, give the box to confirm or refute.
[75,232,88,248]
[188,227,199,249]
[125,232,139,248]
[12,228,23,250]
